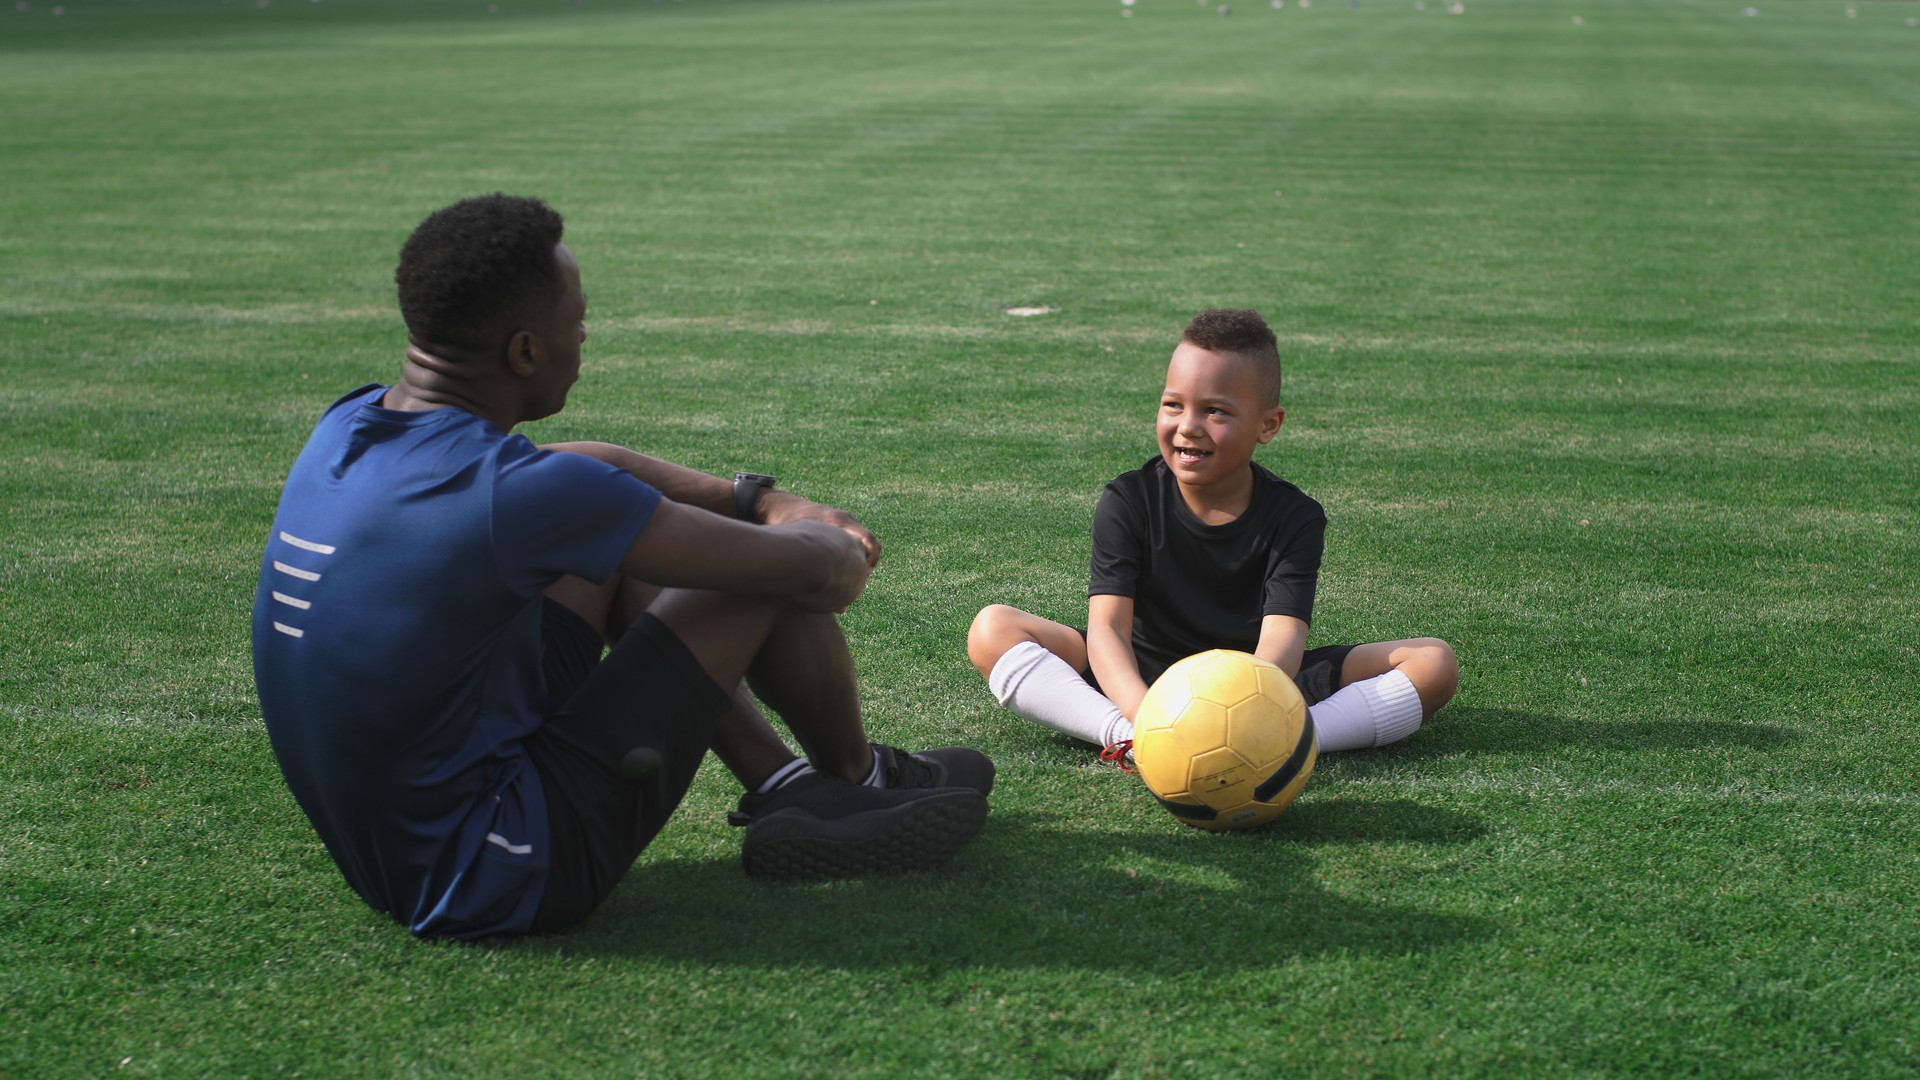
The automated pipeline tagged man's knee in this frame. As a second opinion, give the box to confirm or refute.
[646,588,785,690]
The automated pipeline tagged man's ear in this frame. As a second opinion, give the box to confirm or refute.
[505,328,542,377]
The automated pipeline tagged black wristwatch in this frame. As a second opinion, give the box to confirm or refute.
[732,472,777,522]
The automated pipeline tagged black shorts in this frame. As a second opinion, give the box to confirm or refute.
[1079,631,1355,708]
[1291,644,1355,707]
[523,600,730,935]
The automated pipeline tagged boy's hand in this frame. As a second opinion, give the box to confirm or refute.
[1087,594,1150,720]
[1254,615,1309,678]
[760,490,882,567]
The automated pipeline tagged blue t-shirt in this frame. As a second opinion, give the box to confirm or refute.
[251,385,660,938]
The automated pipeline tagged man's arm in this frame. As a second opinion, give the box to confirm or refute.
[544,441,880,566]
[1253,614,1309,678]
[544,440,731,510]
[1086,593,1150,721]
[618,499,870,614]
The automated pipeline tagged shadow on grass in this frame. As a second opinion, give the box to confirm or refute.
[8,0,792,47]
[542,800,1491,970]
[1363,706,1803,761]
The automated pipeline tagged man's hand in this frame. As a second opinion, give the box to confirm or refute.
[540,443,882,568]
[759,490,882,568]
[781,519,873,613]
[618,502,872,614]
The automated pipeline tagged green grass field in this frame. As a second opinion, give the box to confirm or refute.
[4,0,1917,1074]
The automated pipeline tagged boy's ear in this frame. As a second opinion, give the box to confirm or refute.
[1257,405,1285,444]
[505,328,542,377]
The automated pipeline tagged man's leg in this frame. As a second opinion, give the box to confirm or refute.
[560,571,989,793]
[537,577,989,903]
[526,598,731,934]
[644,586,990,881]
[547,571,829,790]
[1307,637,1458,752]
[968,604,1133,750]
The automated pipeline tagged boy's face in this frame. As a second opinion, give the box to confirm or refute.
[1156,342,1284,493]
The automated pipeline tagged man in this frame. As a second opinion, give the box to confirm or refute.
[251,194,992,939]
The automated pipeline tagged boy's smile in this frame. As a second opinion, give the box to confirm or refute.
[1156,342,1284,520]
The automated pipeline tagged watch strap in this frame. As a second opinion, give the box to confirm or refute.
[732,472,776,521]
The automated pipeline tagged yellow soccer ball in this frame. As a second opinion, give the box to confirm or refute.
[1132,650,1317,831]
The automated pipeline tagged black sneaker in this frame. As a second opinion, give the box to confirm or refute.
[731,773,988,883]
[871,743,996,796]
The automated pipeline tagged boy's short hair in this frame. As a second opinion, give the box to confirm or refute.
[396,193,566,354]
[1182,308,1282,407]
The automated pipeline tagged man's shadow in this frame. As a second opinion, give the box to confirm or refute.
[524,704,1794,963]
[542,796,1491,971]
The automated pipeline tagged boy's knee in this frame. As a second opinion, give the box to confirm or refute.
[1408,637,1458,714]
[967,605,1020,676]
[1418,637,1456,674]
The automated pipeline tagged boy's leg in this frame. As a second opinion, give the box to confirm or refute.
[967,603,1089,676]
[1340,638,1458,719]
[1307,637,1458,752]
[968,604,1133,750]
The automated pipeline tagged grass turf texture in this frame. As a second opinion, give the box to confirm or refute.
[3,0,1917,1074]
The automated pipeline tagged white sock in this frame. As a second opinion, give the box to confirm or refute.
[988,640,1134,748]
[1308,668,1424,752]
[754,757,817,795]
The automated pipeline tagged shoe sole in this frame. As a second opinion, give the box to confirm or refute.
[741,789,988,883]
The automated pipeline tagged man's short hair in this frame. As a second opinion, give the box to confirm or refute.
[1182,308,1282,407]
[396,194,566,354]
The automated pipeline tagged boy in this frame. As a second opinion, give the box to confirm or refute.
[252,194,992,940]
[966,309,1456,758]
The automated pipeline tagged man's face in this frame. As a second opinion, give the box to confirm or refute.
[527,242,587,421]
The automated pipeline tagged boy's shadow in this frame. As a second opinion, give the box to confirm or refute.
[549,798,1491,971]
[1349,705,1802,763]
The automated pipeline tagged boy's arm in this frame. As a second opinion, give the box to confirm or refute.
[1254,614,1310,678]
[1086,593,1152,720]
[617,498,871,614]
[543,441,881,566]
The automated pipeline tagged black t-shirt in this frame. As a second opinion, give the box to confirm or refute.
[1088,456,1326,679]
